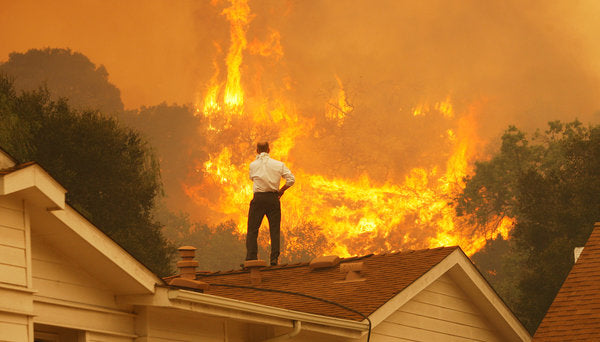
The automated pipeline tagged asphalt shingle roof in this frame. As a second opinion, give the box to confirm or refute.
[165,246,458,321]
[534,223,600,341]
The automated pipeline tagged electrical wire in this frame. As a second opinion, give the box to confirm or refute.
[208,283,372,342]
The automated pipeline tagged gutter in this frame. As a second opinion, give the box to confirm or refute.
[166,288,368,336]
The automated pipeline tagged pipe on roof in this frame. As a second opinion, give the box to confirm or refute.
[261,320,301,341]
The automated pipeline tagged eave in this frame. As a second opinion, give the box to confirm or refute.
[0,162,161,295]
[118,286,369,339]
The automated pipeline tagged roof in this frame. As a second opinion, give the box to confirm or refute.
[165,246,457,321]
[0,158,162,294]
[0,161,36,175]
[534,222,600,341]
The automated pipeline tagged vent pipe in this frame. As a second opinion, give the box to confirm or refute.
[244,259,268,285]
[177,246,198,278]
[168,246,209,291]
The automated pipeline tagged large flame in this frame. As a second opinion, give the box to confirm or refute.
[187,0,510,259]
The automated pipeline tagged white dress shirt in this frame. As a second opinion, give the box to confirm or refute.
[249,152,295,193]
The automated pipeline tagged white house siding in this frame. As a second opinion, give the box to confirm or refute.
[0,196,28,287]
[371,274,502,342]
[86,331,135,342]
[30,228,136,340]
[136,306,244,342]
[0,196,34,342]
[137,306,335,342]
[272,329,357,342]
[0,312,29,341]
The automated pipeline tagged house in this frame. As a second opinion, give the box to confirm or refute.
[533,222,600,341]
[0,148,531,341]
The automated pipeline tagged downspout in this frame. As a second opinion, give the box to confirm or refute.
[261,320,302,341]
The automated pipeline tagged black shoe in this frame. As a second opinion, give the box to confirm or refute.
[270,262,277,266]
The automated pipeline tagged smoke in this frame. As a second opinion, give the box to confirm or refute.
[244,0,600,181]
[2,0,600,253]
[1,1,598,119]
[0,0,212,108]
[280,0,600,131]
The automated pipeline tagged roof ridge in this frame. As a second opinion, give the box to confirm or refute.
[173,261,313,278]
[339,245,459,260]
[162,246,460,280]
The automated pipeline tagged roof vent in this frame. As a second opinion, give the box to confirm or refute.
[309,255,340,270]
[168,246,209,291]
[244,259,268,285]
[336,261,366,283]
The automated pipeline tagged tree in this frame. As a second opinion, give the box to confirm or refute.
[457,120,600,332]
[159,208,246,271]
[0,48,124,114]
[0,75,174,276]
[120,103,207,212]
[159,206,332,271]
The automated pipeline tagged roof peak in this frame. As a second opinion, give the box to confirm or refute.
[163,245,459,280]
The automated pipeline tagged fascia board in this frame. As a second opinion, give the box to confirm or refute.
[0,164,65,210]
[448,249,531,342]
[166,288,368,337]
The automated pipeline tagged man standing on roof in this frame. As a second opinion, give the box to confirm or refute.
[246,141,295,266]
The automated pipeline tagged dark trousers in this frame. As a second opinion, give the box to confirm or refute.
[246,192,281,264]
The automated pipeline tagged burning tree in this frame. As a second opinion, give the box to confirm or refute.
[181,0,511,263]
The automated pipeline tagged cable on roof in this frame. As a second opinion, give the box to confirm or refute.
[209,283,372,342]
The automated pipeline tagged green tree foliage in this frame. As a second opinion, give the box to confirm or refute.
[457,121,600,332]
[0,48,124,114]
[469,235,524,317]
[159,209,246,271]
[0,75,174,276]
[159,206,331,271]
[280,221,333,263]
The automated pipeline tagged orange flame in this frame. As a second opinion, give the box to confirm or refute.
[326,75,353,126]
[412,96,454,118]
[201,44,224,118]
[186,1,509,260]
[222,0,251,113]
[248,29,283,60]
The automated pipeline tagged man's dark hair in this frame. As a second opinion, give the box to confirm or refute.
[257,142,270,153]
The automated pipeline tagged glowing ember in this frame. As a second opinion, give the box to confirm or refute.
[187,0,510,259]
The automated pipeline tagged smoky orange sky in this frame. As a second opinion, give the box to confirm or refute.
[1,0,600,129]
[3,0,600,258]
